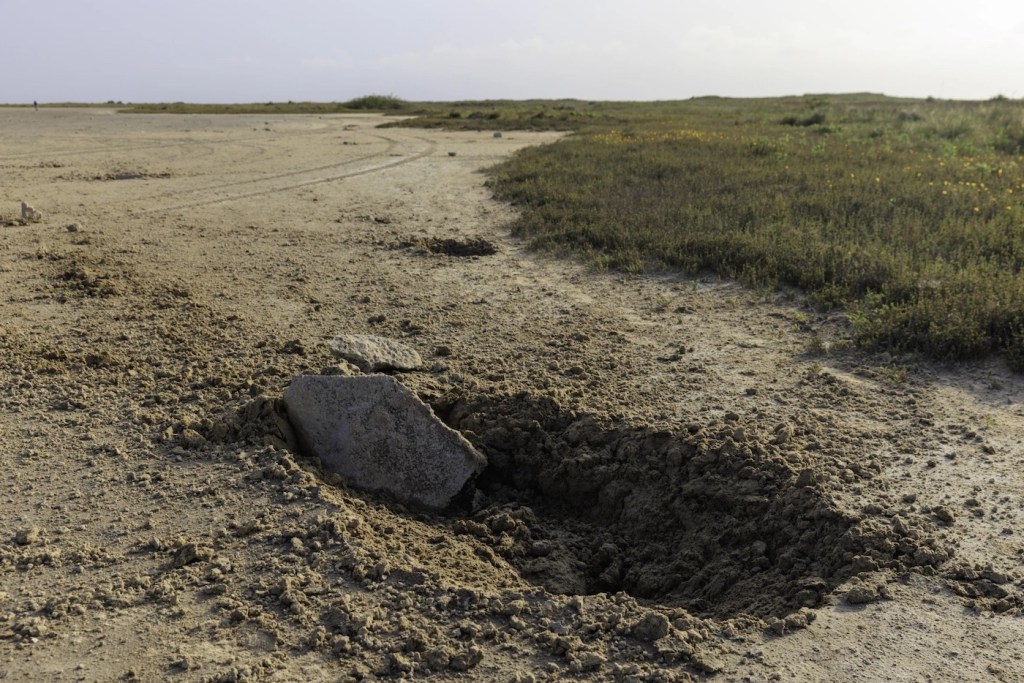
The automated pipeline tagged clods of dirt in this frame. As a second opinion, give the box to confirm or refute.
[429,388,952,620]
[399,236,498,257]
[59,262,125,297]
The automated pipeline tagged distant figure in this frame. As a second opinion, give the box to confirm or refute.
[33,101,37,111]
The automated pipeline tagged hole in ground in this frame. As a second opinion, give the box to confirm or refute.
[400,237,498,257]
[432,390,950,619]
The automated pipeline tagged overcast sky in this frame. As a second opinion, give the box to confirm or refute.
[3,0,1022,103]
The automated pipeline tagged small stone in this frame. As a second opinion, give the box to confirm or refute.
[66,223,79,232]
[329,334,422,372]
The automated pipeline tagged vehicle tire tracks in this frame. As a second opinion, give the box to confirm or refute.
[135,135,437,215]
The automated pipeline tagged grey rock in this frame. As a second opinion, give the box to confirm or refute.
[284,375,485,510]
[329,335,422,372]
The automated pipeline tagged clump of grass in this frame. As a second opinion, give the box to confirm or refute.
[780,111,827,127]
[342,94,407,110]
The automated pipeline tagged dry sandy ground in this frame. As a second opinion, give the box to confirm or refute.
[1,108,1022,682]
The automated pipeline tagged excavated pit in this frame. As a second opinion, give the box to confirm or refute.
[204,387,951,620]
[399,236,498,257]
[430,390,951,619]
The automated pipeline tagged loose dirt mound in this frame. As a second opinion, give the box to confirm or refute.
[430,389,950,618]
[399,236,498,257]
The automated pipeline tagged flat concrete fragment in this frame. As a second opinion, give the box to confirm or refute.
[284,375,485,510]
[329,335,422,372]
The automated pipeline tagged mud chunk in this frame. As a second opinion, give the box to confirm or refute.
[21,202,42,222]
[12,617,48,639]
[15,527,41,545]
[845,584,879,605]
[173,543,214,568]
[574,651,606,671]
[329,334,422,372]
[284,375,486,510]
[795,468,818,487]
[450,646,483,671]
[631,612,671,641]
[932,505,956,526]
[773,422,794,444]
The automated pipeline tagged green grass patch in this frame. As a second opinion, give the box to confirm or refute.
[476,95,1024,367]
[341,93,407,110]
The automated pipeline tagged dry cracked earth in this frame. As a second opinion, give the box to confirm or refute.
[1,108,1022,682]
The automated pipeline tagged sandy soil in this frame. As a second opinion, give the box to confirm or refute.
[1,108,1022,682]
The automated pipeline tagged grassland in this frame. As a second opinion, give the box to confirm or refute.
[119,93,1024,367]
[467,95,1024,368]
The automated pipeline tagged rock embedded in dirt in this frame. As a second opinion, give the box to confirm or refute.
[329,334,422,372]
[283,374,486,510]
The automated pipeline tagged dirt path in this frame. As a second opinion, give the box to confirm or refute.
[1,108,1021,682]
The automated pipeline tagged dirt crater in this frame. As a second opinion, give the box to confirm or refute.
[200,383,954,621]
[430,389,952,619]
[399,236,498,257]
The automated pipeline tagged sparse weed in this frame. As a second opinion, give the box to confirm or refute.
[653,295,673,313]
[876,366,909,385]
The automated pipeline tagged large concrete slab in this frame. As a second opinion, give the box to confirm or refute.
[283,375,485,510]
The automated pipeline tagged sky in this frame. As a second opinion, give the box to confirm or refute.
[3,0,1023,103]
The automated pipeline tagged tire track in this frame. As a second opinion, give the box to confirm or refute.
[128,134,401,203]
[135,135,437,215]
[0,135,269,162]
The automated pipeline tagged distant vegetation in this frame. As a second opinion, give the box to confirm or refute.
[117,93,1024,367]
[381,100,603,131]
[341,93,407,110]
[120,94,409,115]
